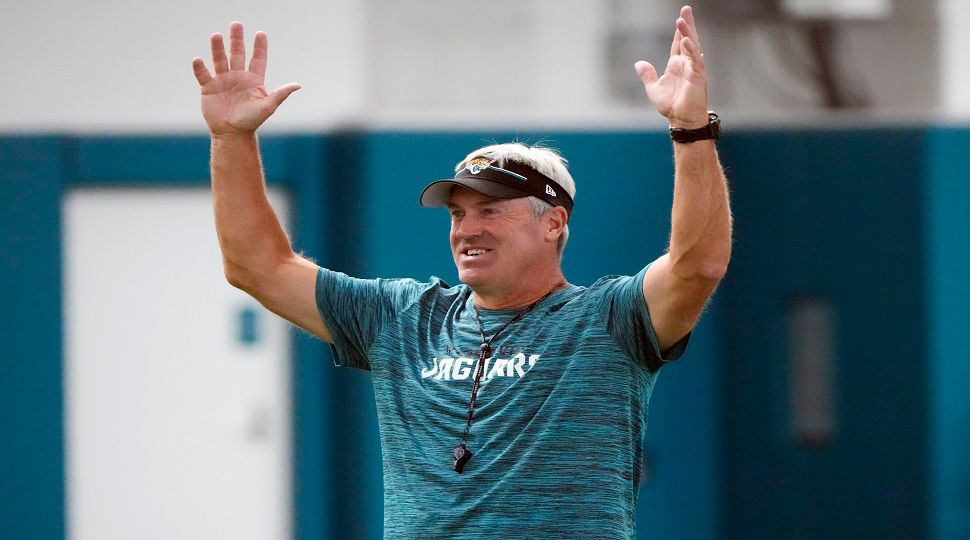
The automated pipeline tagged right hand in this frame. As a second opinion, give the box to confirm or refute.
[634,6,709,129]
[192,22,301,136]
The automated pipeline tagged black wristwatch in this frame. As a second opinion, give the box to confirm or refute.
[669,112,720,143]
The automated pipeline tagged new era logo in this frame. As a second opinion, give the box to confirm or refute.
[545,184,556,197]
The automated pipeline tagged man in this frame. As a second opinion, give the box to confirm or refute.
[192,5,730,538]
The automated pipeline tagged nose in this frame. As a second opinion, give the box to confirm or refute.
[452,213,483,239]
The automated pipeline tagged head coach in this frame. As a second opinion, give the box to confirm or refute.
[192,5,731,538]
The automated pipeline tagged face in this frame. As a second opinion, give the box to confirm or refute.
[446,186,553,294]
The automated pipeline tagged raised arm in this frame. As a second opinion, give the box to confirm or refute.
[634,5,732,352]
[192,22,332,342]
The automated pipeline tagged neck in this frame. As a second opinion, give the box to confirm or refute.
[472,272,567,310]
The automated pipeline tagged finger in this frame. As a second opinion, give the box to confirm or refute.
[682,5,695,30]
[192,57,213,86]
[634,61,659,86]
[682,37,705,75]
[249,31,268,77]
[268,83,302,109]
[229,21,245,70]
[681,5,692,23]
[679,6,704,54]
[211,33,229,73]
[669,26,683,58]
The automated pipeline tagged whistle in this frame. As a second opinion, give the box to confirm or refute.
[452,444,472,473]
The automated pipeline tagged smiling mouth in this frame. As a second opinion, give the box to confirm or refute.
[462,248,492,257]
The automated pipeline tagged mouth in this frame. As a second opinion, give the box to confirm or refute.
[460,247,492,258]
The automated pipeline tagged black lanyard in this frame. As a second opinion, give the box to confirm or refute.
[452,281,565,473]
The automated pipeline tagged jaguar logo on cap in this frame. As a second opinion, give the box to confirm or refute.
[466,157,492,175]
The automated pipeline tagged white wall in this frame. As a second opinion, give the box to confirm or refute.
[365,0,609,118]
[941,0,970,117]
[0,0,367,132]
[0,0,960,132]
[64,188,293,540]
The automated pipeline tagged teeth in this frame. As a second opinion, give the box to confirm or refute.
[467,249,487,256]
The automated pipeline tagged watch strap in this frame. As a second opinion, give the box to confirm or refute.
[669,112,720,143]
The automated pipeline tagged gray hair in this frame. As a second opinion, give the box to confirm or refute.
[455,143,576,259]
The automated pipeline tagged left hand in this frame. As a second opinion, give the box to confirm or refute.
[634,5,709,129]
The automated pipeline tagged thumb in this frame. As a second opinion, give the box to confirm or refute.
[634,61,658,86]
[268,82,302,108]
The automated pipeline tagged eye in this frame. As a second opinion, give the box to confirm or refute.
[449,209,464,220]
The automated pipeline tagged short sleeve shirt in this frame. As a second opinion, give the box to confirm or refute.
[316,267,688,539]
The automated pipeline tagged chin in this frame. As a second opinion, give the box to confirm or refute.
[457,268,482,286]
[456,267,493,288]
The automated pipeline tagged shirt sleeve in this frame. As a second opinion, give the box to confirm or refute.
[591,266,690,372]
[315,268,426,371]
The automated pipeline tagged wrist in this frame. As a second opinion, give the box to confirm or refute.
[211,130,258,144]
[668,117,710,130]
[669,112,720,144]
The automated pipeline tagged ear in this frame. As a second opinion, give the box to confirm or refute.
[543,206,569,244]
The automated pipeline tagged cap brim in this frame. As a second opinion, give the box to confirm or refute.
[419,178,531,208]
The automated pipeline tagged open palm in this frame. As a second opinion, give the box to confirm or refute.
[634,6,709,129]
[192,22,300,135]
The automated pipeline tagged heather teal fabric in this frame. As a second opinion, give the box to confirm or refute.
[316,267,687,539]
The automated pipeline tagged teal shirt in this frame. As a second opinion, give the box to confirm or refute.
[316,267,687,539]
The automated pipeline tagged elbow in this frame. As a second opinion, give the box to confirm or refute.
[669,238,731,283]
[223,260,256,293]
[670,254,730,283]
[223,252,295,296]
[224,269,246,290]
[699,262,728,282]
[699,256,729,282]
[224,269,248,292]
[681,262,727,284]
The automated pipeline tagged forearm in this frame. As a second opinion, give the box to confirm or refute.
[667,140,732,280]
[210,132,294,288]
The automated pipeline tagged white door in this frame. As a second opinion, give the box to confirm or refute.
[64,188,292,540]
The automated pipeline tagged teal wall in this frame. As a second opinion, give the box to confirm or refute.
[2,127,969,539]
[927,127,970,540]
[0,136,66,540]
[718,128,930,538]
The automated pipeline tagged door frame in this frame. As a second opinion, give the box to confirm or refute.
[66,134,332,540]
